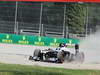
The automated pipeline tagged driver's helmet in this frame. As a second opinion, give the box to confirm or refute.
[59,43,65,47]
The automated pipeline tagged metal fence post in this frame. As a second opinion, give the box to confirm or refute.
[39,2,43,36]
[63,4,66,38]
[86,5,88,37]
[14,1,18,34]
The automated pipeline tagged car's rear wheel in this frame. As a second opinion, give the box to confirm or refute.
[70,52,84,63]
[75,52,84,63]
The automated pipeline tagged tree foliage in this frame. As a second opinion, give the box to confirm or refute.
[65,3,87,34]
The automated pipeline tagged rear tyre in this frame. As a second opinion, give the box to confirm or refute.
[69,54,75,62]
[77,52,84,63]
[74,52,84,63]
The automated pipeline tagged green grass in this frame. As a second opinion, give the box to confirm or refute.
[0,63,100,75]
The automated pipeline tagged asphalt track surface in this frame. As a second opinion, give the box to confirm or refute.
[0,43,100,70]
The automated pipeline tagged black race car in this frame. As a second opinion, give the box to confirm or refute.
[29,44,84,63]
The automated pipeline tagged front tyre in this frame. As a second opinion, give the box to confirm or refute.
[29,56,33,60]
[33,49,41,61]
[57,51,65,63]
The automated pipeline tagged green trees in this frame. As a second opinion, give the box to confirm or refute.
[55,3,100,35]
[65,3,86,34]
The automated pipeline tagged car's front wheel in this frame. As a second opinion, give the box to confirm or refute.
[57,51,65,63]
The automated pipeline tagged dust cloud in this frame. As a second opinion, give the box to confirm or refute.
[80,30,100,64]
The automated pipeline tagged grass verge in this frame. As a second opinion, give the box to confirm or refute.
[0,63,100,75]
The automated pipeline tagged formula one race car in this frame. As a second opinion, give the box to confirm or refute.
[29,43,84,63]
